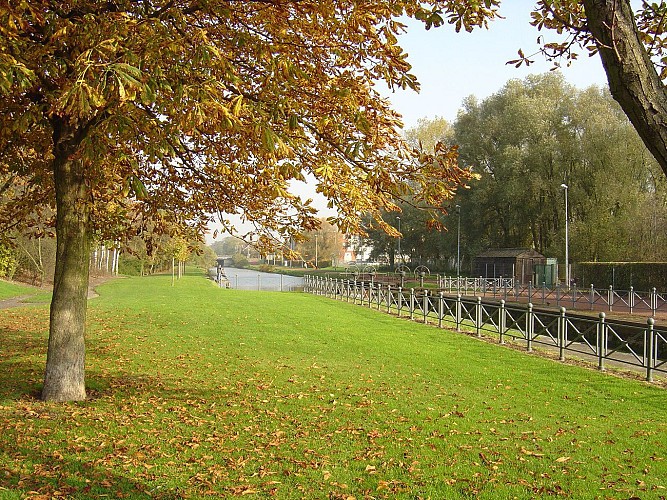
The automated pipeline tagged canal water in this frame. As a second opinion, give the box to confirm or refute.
[213,267,304,291]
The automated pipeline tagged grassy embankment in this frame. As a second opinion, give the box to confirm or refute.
[0,280,35,301]
[0,279,51,305]
[1,271,665,499]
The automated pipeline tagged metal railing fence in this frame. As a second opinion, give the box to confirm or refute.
[335,274,666,316]
[437,277,666,317]
[305,276,666,382]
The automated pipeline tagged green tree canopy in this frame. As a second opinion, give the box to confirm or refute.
[210,237,245,258]
[404,116,453,152]
[453,73,667,264]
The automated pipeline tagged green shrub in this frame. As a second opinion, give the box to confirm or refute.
[231,253,249,268]
[118,256,144,276]
[0,245,18,279]
[577,262,667,291]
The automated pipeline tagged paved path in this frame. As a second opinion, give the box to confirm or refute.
[0,295,36,310]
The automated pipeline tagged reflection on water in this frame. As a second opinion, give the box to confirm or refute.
[211,267,304,291]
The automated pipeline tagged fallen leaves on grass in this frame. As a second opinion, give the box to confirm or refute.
[520,447,545,458]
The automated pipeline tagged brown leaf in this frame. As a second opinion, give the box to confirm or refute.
[520,447,544,457]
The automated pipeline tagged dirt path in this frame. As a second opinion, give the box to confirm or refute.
[0,295,35,310]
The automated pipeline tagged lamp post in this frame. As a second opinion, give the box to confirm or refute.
[396,216,401,264]
[315,233,319,268]
[561,183,569,287]
[456,204,461,279]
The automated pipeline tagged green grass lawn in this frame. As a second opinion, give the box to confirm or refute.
[1,272,666,499]
[0,279,37,301]
[16,290,52,304]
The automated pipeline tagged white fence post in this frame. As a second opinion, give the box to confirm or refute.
[438,292,444,329]
[558,307,567,361]
[456,294,462,332]
[597,312,607,371]
[499,300,506,344]
[476,297,482,337]
[647,318,655,382]
[526,303,534,352]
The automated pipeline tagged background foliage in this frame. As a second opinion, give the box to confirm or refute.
[362,74,667,275]
[577,262,667,291]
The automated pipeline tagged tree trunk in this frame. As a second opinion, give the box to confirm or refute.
[583,0,667,178]
[41,153,91,402]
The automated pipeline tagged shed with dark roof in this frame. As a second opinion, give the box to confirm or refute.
[473,248,546,284]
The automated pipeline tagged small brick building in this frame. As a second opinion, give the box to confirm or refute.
[473,248,547,284]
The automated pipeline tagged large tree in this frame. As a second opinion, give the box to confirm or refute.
[522,1,667,178]
[0,1,481,401]
[3,1,667,403]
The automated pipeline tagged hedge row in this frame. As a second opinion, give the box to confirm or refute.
[575,262,667,292]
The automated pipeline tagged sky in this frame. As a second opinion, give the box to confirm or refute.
[381,3,608,128]
[208,3,610,242]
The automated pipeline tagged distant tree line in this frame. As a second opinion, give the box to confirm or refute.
[1,231,215,285]
[363,73,667,273]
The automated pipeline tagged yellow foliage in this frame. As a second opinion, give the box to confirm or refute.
[0,0,501,246]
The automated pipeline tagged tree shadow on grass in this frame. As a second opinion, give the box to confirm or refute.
[0,326,48,402]
[0,441,185,499]
[0,311,269,498]
[0,369,191,499]
[0,358,274,499]
[0,322,219,498]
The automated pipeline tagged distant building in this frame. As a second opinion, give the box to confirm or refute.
[473,248,547,284]
[343,234,371,263]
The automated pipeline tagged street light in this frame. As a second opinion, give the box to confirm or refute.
[315,233,318,268]
[561,183,569,287]
[396,216,401,264]
[455,204,461,279]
